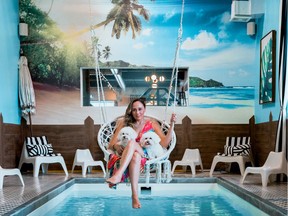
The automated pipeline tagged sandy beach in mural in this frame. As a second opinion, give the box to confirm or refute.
[30,83,254,125]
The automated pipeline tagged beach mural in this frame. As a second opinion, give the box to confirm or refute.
[20,0,256,124]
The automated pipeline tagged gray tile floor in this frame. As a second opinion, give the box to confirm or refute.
[0,170,287,215]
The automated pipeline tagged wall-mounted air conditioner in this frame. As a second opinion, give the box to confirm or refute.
[230,0,265,22]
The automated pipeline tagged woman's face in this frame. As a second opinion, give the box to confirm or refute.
[131,101,146,121]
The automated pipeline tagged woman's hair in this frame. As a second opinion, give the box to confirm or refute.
[124,98,146,127]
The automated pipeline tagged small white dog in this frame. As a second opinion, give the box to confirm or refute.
[140,131,165,159]
[117,126,138,148]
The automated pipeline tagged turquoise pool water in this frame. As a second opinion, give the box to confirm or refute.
[28,183,268,216]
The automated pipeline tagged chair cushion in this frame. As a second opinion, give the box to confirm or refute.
[26,136,49,145]
[224,137,251,156]
[25,136,55,157]
[26,143,54,157]
[224,143,251,156]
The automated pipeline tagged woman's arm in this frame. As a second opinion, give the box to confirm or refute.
[108,119,125,152]
[152,114,176,149]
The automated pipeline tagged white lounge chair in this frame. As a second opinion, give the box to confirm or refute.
[71,149,106,177]
[171,148,203,176]
[0,166,24,189]
[210,137,254,176]
[241,151,287,187]
[18,136,68,177]
[97,115,176,185]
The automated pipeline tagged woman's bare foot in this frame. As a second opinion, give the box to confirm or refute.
[132,195,141,208]
[106,175,121,185]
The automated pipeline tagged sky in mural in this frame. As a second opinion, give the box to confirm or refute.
[34,0,256,87]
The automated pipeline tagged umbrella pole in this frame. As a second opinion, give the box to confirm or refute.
[28,112,33,137]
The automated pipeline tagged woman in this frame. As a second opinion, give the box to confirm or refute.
[106,98,176,208]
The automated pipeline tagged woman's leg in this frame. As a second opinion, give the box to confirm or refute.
[106,141,143,184]
[129,152,142,208]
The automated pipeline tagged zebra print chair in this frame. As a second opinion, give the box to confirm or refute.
[209,137,254,176]
[18,136,68,177]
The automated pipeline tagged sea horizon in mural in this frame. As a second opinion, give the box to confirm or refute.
[189,86,254,109]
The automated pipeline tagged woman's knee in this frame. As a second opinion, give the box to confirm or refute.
[131,152,141,164]
[126,140,136,150]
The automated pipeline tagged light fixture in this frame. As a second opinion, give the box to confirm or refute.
[144,76,151,82]
[19,23,28,36]
[152,83,158,88]
[151,74,157,81]
[145,73,165,88]
[247,21,256,36]
[159,76,165,82]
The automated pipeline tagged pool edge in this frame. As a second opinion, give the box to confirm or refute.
[217,177,287,216]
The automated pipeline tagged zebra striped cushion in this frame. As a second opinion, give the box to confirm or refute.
[25,136,55,157]
[26,136,49,145]
[224,137,251,156]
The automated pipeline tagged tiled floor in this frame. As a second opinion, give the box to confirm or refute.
[0,170,287,215]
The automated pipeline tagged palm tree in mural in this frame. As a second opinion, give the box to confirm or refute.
[68,0,153,40]
[102,46,112,66]
[91,0,150,39]
[102,46,111,60]
[90,37,112,66]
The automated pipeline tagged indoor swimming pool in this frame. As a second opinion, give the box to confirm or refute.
[26,182,268,216]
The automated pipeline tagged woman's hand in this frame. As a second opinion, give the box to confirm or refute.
[113,142,125,155]
[170,113,177,125]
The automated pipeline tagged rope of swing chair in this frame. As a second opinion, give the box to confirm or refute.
[89,0,185,127]
[89,0,116,126]
[164,0,185,123]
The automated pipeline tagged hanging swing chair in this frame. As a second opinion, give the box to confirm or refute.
[94,0,184,185]
[97,115,176,184]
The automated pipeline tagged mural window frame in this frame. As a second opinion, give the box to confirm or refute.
[80,67,189,107]
[259,30,276,104]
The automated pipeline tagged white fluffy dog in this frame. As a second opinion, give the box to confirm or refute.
[117,126,138,147]
[140,131,165,159]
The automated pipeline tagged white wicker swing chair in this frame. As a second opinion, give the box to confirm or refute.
[97,115,176,185]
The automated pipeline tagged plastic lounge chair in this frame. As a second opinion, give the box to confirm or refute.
[241,151,287,187]
[210,137,254,176]
[97,115,176,185]
[171,148,203,176]
[0,166,25,189]
[71,149,106,177]
[18,136,69,177]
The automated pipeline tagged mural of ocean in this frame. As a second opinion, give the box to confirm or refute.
[189,87,255,109]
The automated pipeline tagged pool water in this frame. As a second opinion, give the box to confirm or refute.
[28,183,268,216]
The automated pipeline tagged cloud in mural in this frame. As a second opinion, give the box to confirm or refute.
[133,41,154,49]
[178,42,256,86]
[220,12,231,24]
[181,30,219,50]
[218,12,231,39]
[185,43,254,71]
[142,28,153,36]
[163,10,176,22]
[228,68,249,78]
